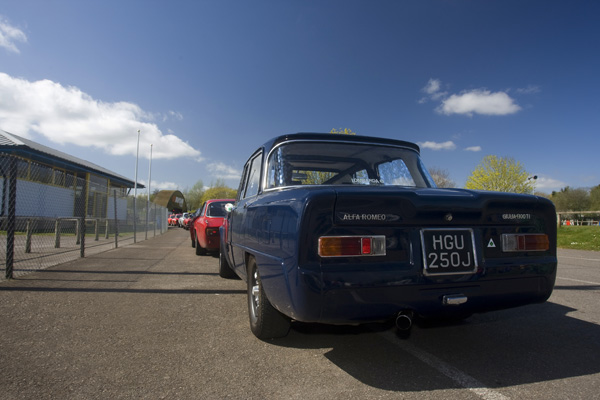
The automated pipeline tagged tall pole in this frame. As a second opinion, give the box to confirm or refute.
[133,129,140,243]
[145,144,153,240]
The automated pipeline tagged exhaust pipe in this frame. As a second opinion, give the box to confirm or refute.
[395,311,413,331]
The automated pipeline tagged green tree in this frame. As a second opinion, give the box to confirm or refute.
[551,186,591,212]
[330,128,357,135]
[183,180,205,210]
[199,180,237,204]
[465,155,534,193]
[429,167,456,188]
[590,185,600,210]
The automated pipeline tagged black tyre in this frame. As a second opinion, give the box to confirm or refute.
[191,232,196,248]
[195,237,206,255]
[247,258,291,339]
[219,251,239,279]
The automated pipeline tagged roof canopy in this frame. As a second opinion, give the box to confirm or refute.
[0,130,143,188]
[153,190,187,212]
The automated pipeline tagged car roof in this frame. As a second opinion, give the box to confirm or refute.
[262,133,420,154]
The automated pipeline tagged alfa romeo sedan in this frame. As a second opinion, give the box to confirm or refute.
[219,133,557,339]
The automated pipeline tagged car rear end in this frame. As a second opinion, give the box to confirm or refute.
[293,186,557,324]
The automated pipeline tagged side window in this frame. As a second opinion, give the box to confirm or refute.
[237,164,249,201]
[244,153,262,198]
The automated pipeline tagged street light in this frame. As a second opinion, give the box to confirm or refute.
[145,144,153,240]
[133,129,140,243]
[528,175,538,194]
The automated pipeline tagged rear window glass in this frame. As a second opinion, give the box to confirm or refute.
[266,141,434,189]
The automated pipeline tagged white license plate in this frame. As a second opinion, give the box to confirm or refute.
[420,228,478,276]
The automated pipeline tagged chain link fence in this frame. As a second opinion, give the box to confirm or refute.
[0,153,169,280]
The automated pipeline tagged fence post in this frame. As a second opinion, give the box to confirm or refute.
[105,219,109,239]
[25,218,33,253]
[113,190,119,249]
[79,217,85,258]
[54,218,61,248]
[94,218,99,241]
[75,218,80,245]
[5,156,17,279]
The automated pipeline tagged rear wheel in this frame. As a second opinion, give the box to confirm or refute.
[247,258,291,339]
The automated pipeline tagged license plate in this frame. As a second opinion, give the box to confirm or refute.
[420,228,478,276]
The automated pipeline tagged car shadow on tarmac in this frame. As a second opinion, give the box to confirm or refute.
[271,301,600,392]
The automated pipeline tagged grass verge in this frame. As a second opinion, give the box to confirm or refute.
[557,226,600,251]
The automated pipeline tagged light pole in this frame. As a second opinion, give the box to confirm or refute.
[145,144,153,240]
[527,175,538,194]
[133,129,140,243]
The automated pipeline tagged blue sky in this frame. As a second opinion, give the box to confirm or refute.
[1,1,599,194]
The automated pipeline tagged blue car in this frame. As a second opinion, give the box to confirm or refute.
[219,133,557,339]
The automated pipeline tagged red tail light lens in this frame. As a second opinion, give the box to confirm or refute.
[502,233,549,252]
[319,236,386,257]
[206,227,219,237]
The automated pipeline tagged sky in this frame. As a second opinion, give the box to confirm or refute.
[1,0,599,195]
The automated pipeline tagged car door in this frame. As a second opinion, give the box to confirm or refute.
[229,150,262,276]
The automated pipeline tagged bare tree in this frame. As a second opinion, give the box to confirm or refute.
[429,167,456,188]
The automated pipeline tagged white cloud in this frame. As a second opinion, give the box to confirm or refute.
[0,72,201,160]
[516,85,541,95]
[140,179,179,191]
[207,162,241,180]
[534,176,567,192]
[437,89,521,116]
[0,16,27,53]
[464,146,482,152]
[423,78,441,95]
[419,79,522,116]
[419,78,447,103]
[418,141,456,151]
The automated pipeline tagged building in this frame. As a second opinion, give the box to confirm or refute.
[0,129,142,220]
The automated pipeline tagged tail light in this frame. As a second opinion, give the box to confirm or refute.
[206,227,219,237]
[319,236,386,257]
[502,233,549,252]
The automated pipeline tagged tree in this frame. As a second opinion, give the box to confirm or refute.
[330,128,357,135]
[199,180,237,204]
[551,186,591,212]
[183,180,205,210]
[429,167,456,188]
[465,155,534,193]
[590,185,600,210]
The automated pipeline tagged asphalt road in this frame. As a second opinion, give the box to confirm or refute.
[1,228,599,399]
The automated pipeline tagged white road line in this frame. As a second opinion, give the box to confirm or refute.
[557,277,600,286]
[380,331,509,400]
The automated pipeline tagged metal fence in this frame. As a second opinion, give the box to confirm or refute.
[0,153,169,280]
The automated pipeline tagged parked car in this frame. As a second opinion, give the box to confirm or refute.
[193,199,235,255]
[170,213,182,226]
[183,211,196,230]
[219,133,557,339]
[178,212,190,228]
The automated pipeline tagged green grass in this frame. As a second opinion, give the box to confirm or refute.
[557,226,600,251]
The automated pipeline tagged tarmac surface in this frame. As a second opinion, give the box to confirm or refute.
[0,227,245,399]
[1,227,599,400]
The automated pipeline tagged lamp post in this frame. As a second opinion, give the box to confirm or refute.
[133,129,140,243]
[145,144,153,240]
[527,175,538,195]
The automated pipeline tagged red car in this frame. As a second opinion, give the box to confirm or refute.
[191,199,235,255]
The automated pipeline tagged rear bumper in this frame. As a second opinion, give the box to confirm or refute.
[285,263,556,324]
